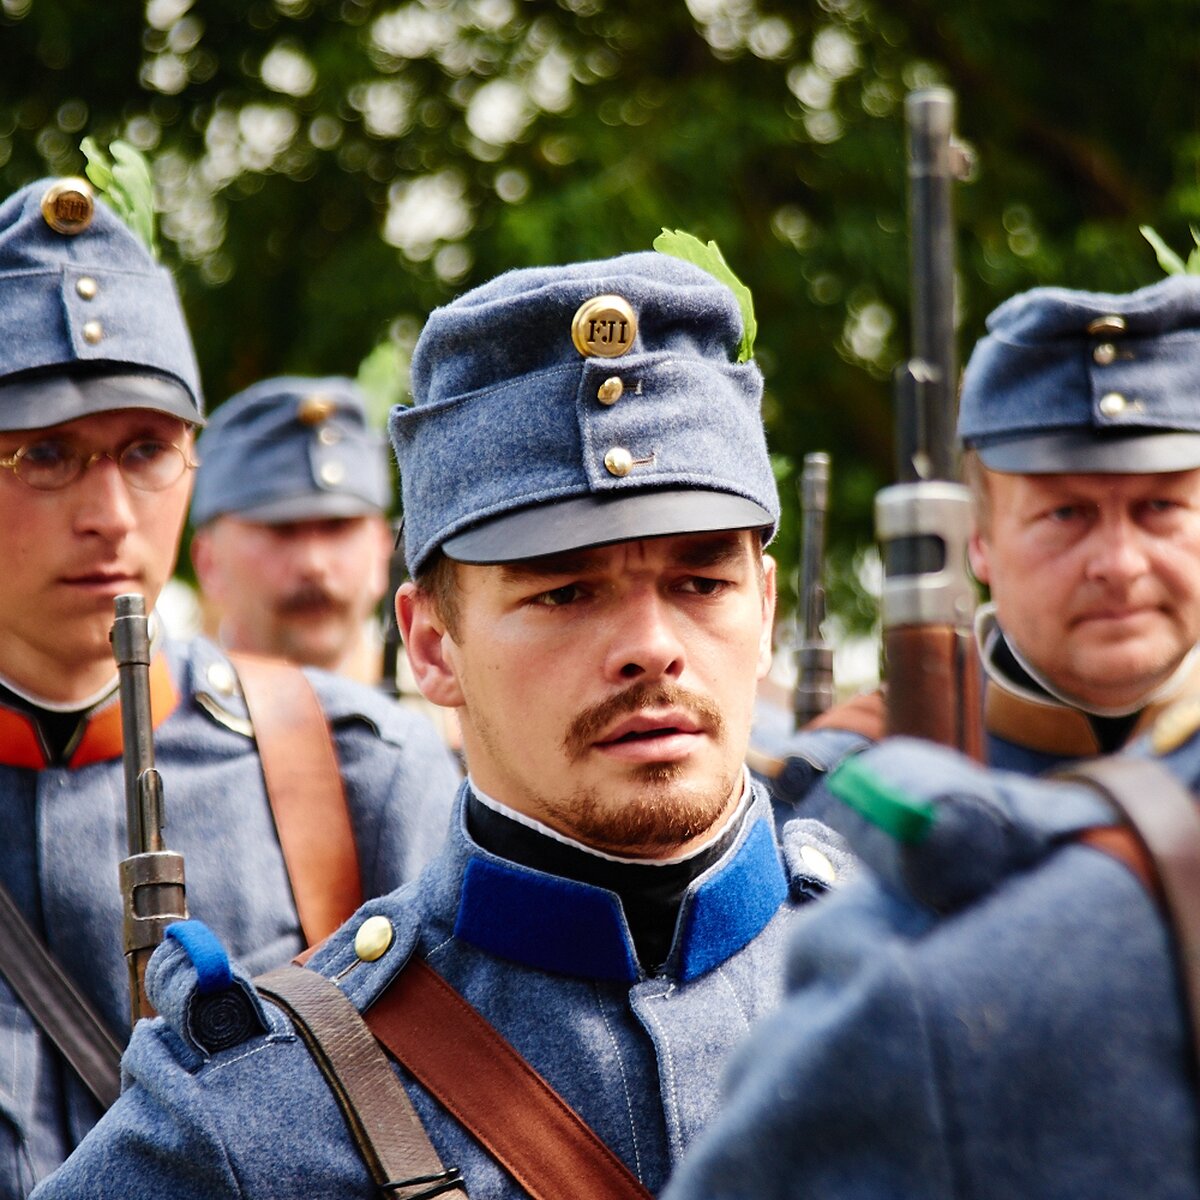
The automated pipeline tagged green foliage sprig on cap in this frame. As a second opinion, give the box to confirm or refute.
[1140,224,1200,276]
[652,229,757,363]
[80,138,159,260]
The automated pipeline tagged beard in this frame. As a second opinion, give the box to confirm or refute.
[471,680,742,857]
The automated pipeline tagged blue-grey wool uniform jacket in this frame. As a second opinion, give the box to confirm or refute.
[662,732,1200,1200]
[31,782,852,1199]
[2,635,459,1200]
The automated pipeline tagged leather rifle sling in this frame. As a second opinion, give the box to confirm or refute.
[1065,757,1200,1081]
[0,881,123,1109]
[229,653,363,946]
[256,965,466,1200]
[365,958,655,1200]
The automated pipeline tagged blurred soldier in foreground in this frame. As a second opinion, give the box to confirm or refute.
[770,275,1200,818]
[662,719,1200,1198]
[189,376,394,685]
[0,173,458,1198]
[33,250,851,1199]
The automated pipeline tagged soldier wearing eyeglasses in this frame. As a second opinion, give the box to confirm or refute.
[0,176,459,1199]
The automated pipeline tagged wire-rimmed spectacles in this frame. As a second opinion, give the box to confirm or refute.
[0,436,198,492]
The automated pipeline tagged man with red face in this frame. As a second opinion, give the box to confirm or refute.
[0,175,458,1199]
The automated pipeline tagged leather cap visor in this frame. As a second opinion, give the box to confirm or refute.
[977,428,1200,474]
[231,490,386,525]
[441,488,774,564]
[0,370,202,432]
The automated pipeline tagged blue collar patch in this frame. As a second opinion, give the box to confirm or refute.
[453,816,787,982]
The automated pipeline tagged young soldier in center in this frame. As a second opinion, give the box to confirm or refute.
[33,251,850,1199]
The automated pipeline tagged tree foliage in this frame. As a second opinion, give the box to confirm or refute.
[2,0,1197,625]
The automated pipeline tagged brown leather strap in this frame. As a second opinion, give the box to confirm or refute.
[0,880,123,1109]
[1064,757,1200,1078]
[229,653,362,946]
[365,958,654,1200]
[256,965,465,1200]
[806,689,886,740]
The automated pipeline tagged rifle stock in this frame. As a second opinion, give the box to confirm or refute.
[877,88,982,758]
[111,593,187,1026]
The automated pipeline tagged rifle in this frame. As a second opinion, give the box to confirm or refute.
[111,593,187,1026]
[875,87,982,757]
[793,451,835,728]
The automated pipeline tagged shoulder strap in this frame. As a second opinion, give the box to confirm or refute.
[1065,757,1200,1079]
[256,965,465,1200]
[0,880,122,1109]
[229,652,363,946]
[365,958,655,1200]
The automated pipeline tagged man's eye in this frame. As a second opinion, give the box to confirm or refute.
[532,584,582,607]
[21,440,73,468]
[122,438,172,467]
[679,576,727,595]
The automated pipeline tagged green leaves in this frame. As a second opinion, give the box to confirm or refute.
[652,228,757,363]
[356,340,411,429]
[80,138,159,260]
[1139,223,1200,276]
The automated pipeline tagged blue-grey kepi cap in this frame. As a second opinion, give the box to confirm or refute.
[191,376,390,527]
[959,275,1200,473]
[390,251,779,576]
[0,176,203,429]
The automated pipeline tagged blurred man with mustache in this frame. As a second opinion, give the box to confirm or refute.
[189,377,394,684]
[34,251,851,1199]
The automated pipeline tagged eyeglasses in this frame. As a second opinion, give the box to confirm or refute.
[0,436,197,492]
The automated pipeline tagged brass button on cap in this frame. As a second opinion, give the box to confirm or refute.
[354,915,394,962]
[1086,314,1127,336]
[571,295,637,358]
[603,447,634,477]
[317,426,341,446]
[40,178,95,235]
[597,376,624,406]
[298,394,336,425]
[82,320,103,345]
[75,276,98,301]
[319,460,346,486]
[1098,392,1127,416]
[1093,342,1116,365]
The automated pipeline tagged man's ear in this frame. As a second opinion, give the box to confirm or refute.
[397,582,465,708]
[967,529,992,586]
[757,554,778,679]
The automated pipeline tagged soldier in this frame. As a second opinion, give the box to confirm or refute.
[660,711,1200,1199]
[32,251,852,1199]
[767,275,1200,820]
[0,175,459,1198]
[188,376,394,685]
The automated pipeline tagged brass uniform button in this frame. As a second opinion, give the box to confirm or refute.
[604,447,634,477]
[354,915,394,962]
[40,178,95,235]
[82,320,103,345]
[1152,696,1200,756]
[1086,314,1127,337]
[75,276,99,301]
[799,844,837,885]
[319,460,346,486]
[298,394,336,425]
[597,377,624,406]
[317,426,341,446]
[1098,392,1126,417]
[1092,342,1116,366]
[571,295,637,358]
[205,660,237,697]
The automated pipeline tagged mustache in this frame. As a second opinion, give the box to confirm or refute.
[275,582,347,617]
[562,682,724,763]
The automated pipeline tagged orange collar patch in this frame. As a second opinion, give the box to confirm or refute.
[0,654,180,770]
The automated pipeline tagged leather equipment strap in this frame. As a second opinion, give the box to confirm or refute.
[229,653,363,946]
[1065,757,1200,1078]
[365,957,655,1200]
[257,965,466,1200]
[0,880,122,1109]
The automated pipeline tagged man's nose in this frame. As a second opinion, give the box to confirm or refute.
[1084,513,1151,584]
[604,589,686,684]
[72,456,137,539]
